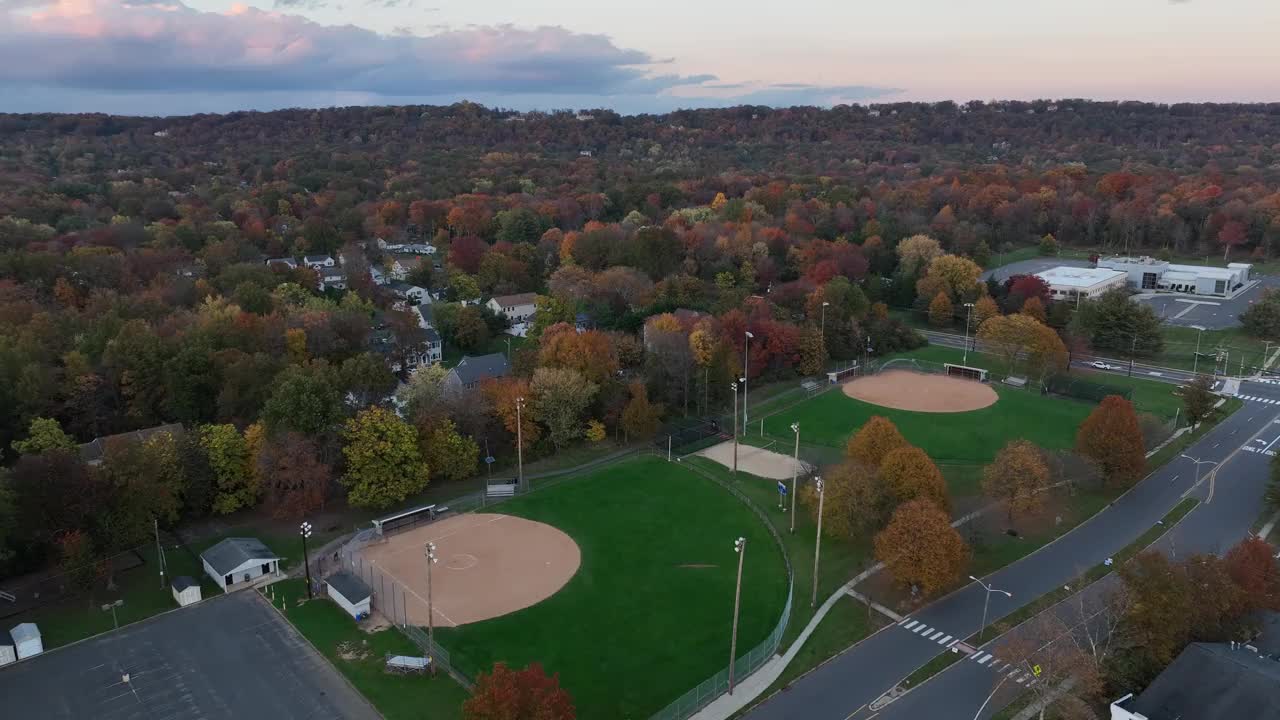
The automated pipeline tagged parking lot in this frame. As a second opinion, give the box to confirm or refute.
[0,589,380,720]
[1134,275,1280,329]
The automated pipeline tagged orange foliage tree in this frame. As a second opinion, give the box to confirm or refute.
[874,499,970,596]
[1076,395,1145,487]
[538,323,619,385]
[982,440,1051,521]
[845,416,908,467]
[482,377,540,451]
[879,446,949,512]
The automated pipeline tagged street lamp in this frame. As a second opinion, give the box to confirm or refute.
[962,302,976,365]
[789,423,801,534]
[300,521,314,599]
[516,397,526,491]
[731,381,740,475]
[812,476,824,608]
[728,537,747,695]
[820,301,830,346]
[743,331,754,433]
[1191,325,1206,375]
[425,542,439,672]
[864,337,873,372]
[101,599,124,630]
[970,575,1012,642]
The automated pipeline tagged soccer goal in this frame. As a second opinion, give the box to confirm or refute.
[944,363,989,382]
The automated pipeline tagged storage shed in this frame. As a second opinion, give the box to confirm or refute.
[200,538,282,593]
[325,572,372,621]
[171,576,202,607]
[9,623,42,660]
[0,634,15,667]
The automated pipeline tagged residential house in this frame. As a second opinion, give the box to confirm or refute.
[388,281,430,306]
[387,253,432,281]
[370,325,440,373]
[422,328,443,366]
[400,243,437,255]
[1109,642,1280,720]
[264,257,299,270]
[78,423,185,466]
[485,292,538,326]
[415,303,436,330]
[370,266,389,286]
[319,268,347,291]
[303,255,336,270]
[444,353,510,392]
[199,538,282,593]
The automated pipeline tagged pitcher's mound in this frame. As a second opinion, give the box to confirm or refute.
[843,370,998,413]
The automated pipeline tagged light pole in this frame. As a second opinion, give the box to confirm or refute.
[1128,332,1138,377]
[789,423,801,533]
[812,476,824,607]
[820,301,830,346]
[731,381,739,475]
[516,397,526,491]
[101,599,124,630]
[962,302,975,364]
[300,521,314,599]
[743,331,754,433]
[728,537,746,695]
[970,575,1012,642]
[1191,325,1205,375]
[1181,454,1218,486]
[424,542,438,671]
[504,336,512,361]
[864,337,873,373]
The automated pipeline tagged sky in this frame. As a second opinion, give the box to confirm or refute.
[1,0,1278,116]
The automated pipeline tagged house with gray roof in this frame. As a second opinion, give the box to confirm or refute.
[444,353,510,392]
[325,572,372,620]
[199,538,282,593]
[78,423,184,466]
[1110,642,1280,720]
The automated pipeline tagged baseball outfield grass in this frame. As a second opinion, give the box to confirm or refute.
[434,455,789,720]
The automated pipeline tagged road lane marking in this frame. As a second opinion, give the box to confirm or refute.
[938,634,952,645]
[928,631,944,640]
[902,620,917,629]
[977,653,992,664]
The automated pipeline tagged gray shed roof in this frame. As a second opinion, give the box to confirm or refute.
[200,538,281,577]
[172,576,198,592]
[9,623,39,644]
[450,353,510,386]
[326,572,371,604]
[1126,642,1280,720]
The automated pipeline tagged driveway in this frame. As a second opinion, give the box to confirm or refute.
[0,589,380,720]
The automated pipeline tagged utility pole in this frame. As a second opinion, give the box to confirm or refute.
[153,518,166,590]
[743,331,754,433]
[516,397,525,491]
[962,302,975,365]
[728,537,746,695]
[812,476,824,607]
[1192,325,1205,375]
[425,542,438,673]
[1128,332,1137,377]
[820,301,830,347]
[731,381,739,475]
[789,423,800,533]
[300,521,314,599]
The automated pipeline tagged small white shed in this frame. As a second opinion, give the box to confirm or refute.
[0,635,15,667]
[326,571,372,620]
[10,623,42,660]
[171,576,202,607]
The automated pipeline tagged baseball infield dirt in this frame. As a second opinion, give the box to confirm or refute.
[842,369,998,413]
[696,440,811,479]
[358,513,580,627]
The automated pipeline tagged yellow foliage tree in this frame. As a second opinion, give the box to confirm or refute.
[879,446,949,512]
[845,416,908,466]
[982,440,1051,520]
[973,295,1001,330]
[1021,296,1048,324]
[874,499,970,596]
[928,291,954,327]
[801,460,890,540]
[896,235,944,276]
[924,254,983,300]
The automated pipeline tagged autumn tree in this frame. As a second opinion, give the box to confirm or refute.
[483,377,540,451]
[977,313,1068,380]
[261,361,345,435]
[972,295,1001,331]
[11,417,76,456]
[874,499,969,596]
[896,235,943,276]
[798,325,827,375]
[928,291,953,327]
[1181,373,1217,426]
[101,431,186,529]
[199,423,257,514]
[420,419,479,483]
[689,320,720,414]
[1225,536,1280,614]
[1076,395,1145,488]
[258,433,331,520]
[801,460,890,540]
[341,407,430,510]
[983,440,1051,521]
[463,662,576,720]
[620,382,663,441]
[996,604,1110,719]
[879,446,948,512]
[924,254,983,301]
[56,529,102,599]
[1020,296,1047,324]
[845,416,907,467]
[531,368,598,450]
[539,324,619,385]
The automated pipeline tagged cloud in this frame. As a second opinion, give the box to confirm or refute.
[0,0,899,114]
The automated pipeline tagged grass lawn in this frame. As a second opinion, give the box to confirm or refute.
[762,385,1091,463]
[266,579,469,720]
[433,456,789,720]
[1157,325,1274,373]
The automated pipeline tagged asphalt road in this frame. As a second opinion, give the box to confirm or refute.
[0,589,380,720]
[743,379,1280,720]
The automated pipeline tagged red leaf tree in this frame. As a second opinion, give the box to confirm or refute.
[463,662,576,720]
[1076,395,1146,488]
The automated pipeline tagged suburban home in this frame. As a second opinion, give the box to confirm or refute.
[369,266,389,286]
[444,353,510,392]
[325,572,372,620]
[303,255,336,270]
[485,292,538,325]
[1109,642,1280,719]
[78,423,185,466]
[319,268,347,291]
[264,257,299,270]
[415,303,436,330]
[387,253,432,281]
[171,576,202,607]
[400,243,437,255]
[370,327,440,373]
[388,281,430,305]
[199,538,283,593]
[423,328,443,366]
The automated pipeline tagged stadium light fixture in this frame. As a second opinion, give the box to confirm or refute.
[300,521,314,599]
[789,423,800,533]
[729,537,747,694]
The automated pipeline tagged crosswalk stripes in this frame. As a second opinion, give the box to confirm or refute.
[897,618,963,648]
[896,615,1041,687]
[1238,394,1280,404]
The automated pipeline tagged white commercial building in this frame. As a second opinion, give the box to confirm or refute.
[1096,256,1251,297]
[1034,267,1128,302]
